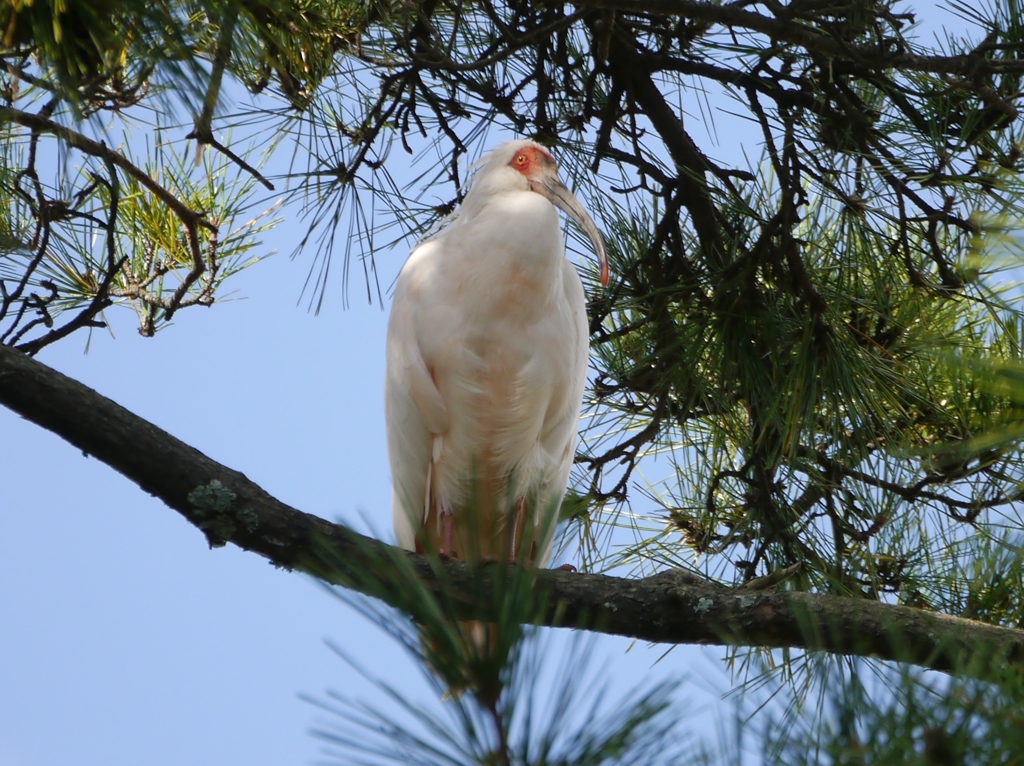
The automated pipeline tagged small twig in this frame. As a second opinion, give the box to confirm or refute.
[738,562,802,591]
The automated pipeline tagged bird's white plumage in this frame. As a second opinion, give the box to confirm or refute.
[386,140,601,566]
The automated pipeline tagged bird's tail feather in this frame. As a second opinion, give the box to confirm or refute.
[416,470,562,700]
[421,619,504,700]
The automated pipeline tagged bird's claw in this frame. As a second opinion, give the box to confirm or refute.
[556,563,577,572]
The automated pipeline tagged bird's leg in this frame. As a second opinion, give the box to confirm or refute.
[438,509,457,559]
[509,497,526,563]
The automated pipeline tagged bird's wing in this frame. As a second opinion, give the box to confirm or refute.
[531,258,590,567]
[385,246,450,551]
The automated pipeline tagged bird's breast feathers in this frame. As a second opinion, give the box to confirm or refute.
[387,184,588,542]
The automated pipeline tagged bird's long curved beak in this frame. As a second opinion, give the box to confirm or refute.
[532,176,610,287]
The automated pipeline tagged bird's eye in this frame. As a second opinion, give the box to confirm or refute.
[515,153,527,165]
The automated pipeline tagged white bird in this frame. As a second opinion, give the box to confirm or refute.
[386,140,609,571]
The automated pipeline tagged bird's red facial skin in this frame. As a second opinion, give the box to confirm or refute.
[509,146,555,178]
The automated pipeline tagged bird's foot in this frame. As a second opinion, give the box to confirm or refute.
[556,563,577,572]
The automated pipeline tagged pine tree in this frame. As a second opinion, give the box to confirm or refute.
[3,0,1024,761]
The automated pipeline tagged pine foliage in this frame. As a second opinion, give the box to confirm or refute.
[5,0,1024,762]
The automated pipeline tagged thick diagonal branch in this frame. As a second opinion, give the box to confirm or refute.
[1,342,1022,679]
[606,32,727,267]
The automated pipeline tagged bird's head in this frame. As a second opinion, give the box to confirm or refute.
[480,141,610,286]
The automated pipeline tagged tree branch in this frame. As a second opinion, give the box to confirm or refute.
[0,107,218,323]
[606,31,728,267]
[0,107,214,232]
[1,342,1022,680]
[575,0,1024,76]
